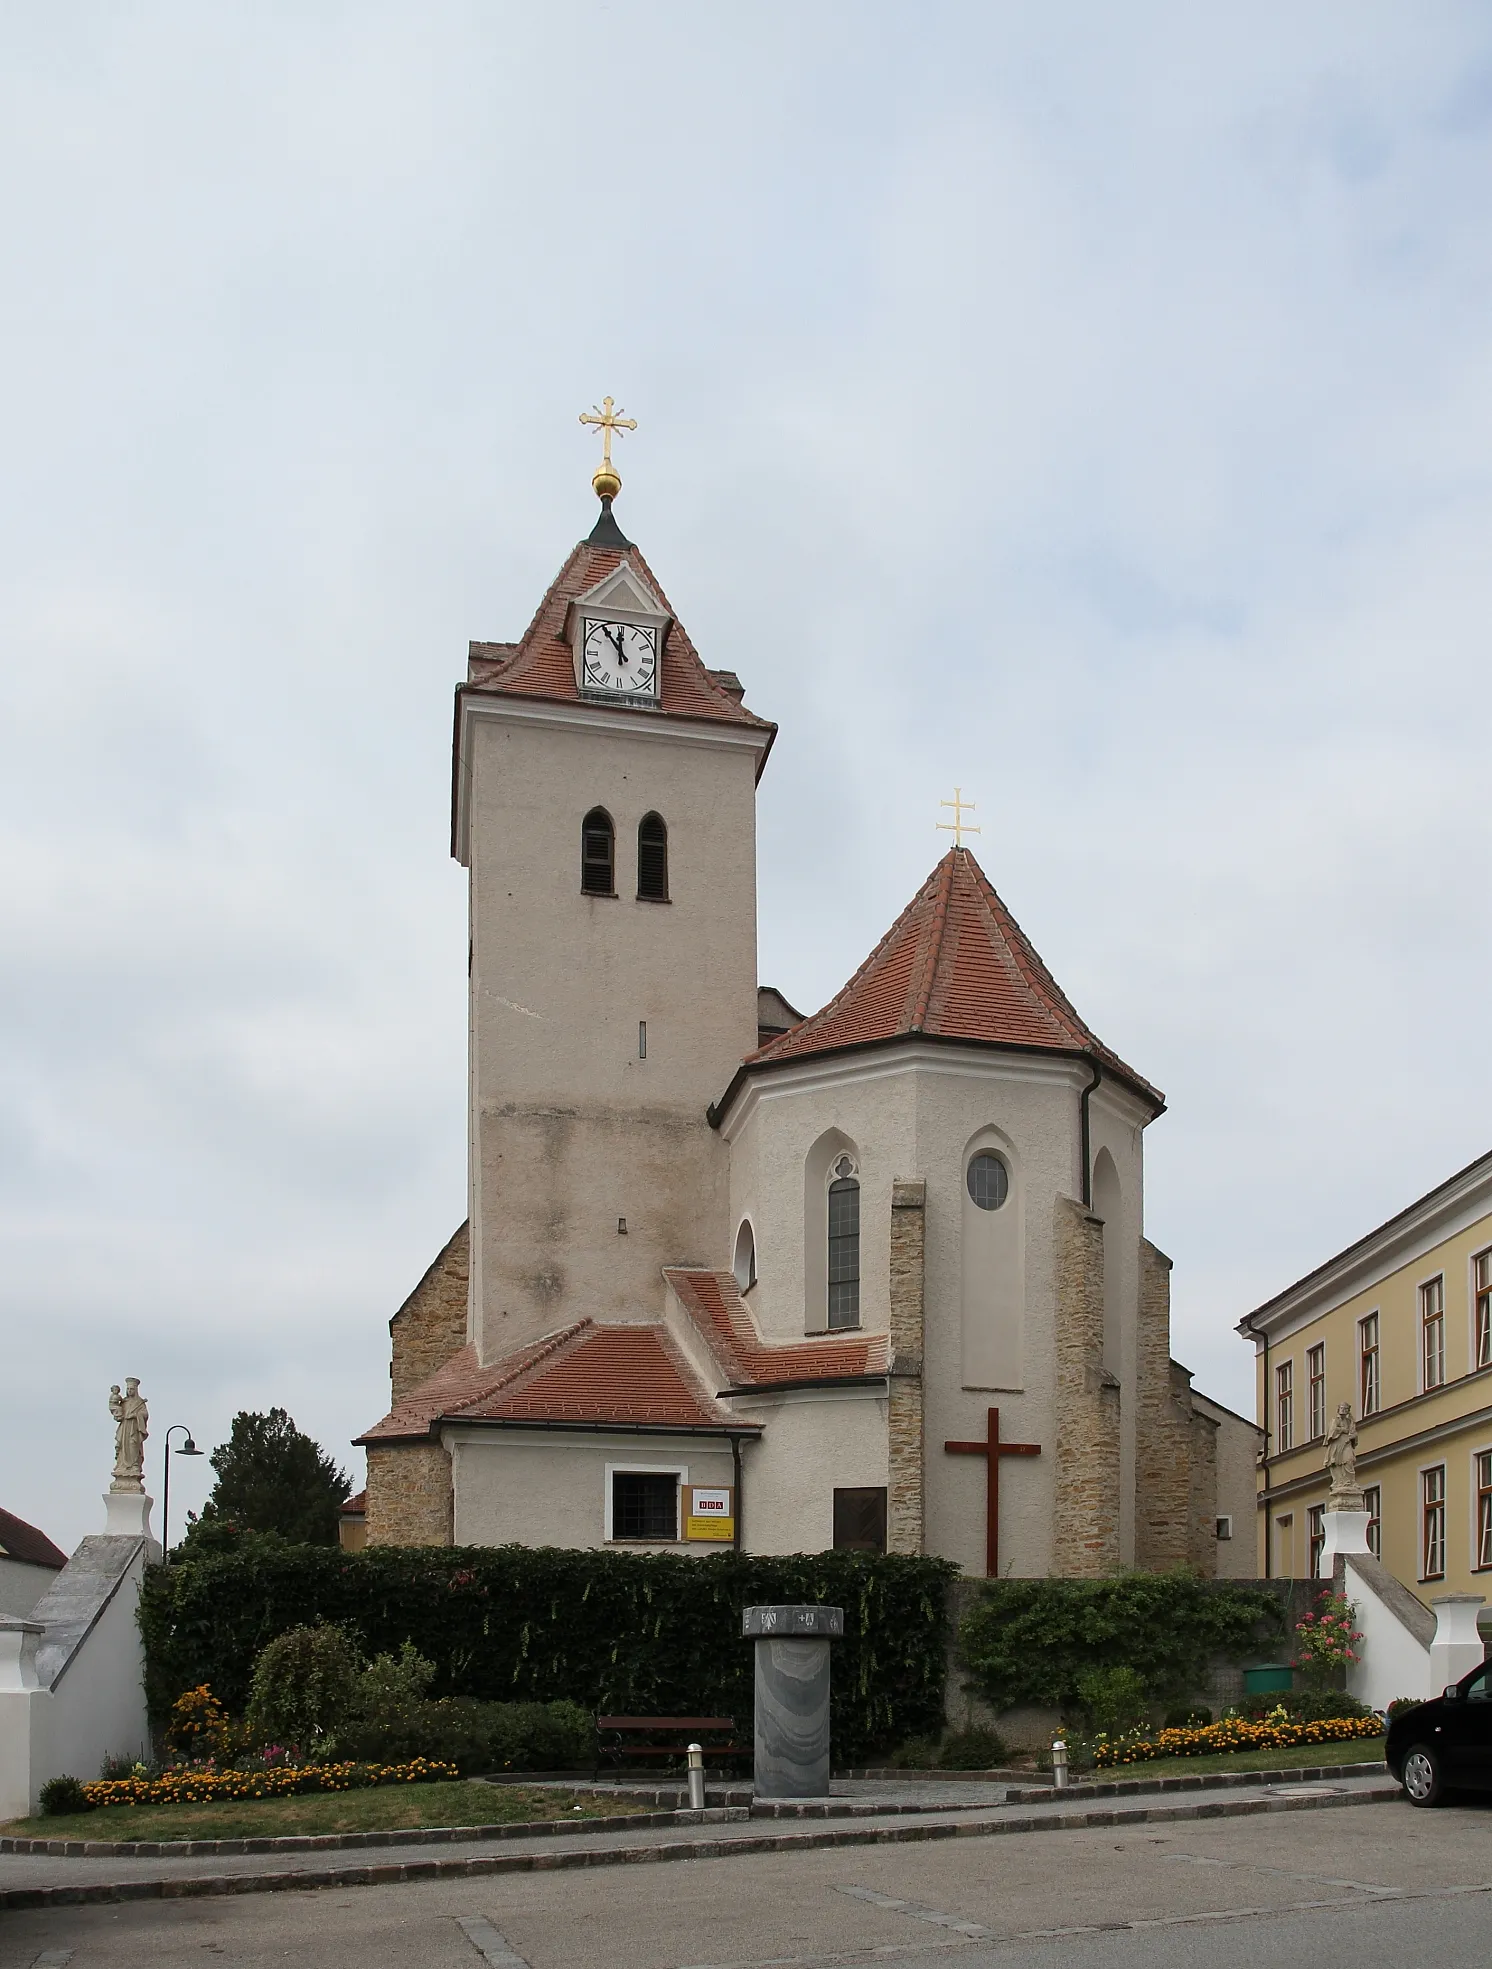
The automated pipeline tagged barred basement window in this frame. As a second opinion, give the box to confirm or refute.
[581,808,615,896]
[611,1471,678,1541]
[827,1157,860,1330]
[637,812,669,900]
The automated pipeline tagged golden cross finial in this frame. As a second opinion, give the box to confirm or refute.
[937,787,981,849]
[578,395,637,500]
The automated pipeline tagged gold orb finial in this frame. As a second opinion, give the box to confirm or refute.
[579,395,637,502]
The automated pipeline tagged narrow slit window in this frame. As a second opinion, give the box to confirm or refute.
[827,1156,860,1329]
[581,808,615,895]
[637,812,668,900]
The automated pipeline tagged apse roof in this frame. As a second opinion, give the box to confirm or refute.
[667,1268,890,1390]
[714,846,1162,1117]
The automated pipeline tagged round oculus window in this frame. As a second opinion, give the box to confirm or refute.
[966,1152,1009,1211]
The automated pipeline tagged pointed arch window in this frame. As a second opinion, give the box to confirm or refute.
[581,808,615,896]
[827,1155,860,1329]
[637,812,669,901]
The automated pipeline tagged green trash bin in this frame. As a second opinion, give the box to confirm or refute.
[1242,1664,1293,1695]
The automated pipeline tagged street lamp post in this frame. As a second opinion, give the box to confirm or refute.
[161,1425,204,1562]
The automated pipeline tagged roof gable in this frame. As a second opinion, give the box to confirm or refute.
[465,534,773,737]
[723,847,1161,1110]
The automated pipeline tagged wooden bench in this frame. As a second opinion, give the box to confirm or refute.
[593,1714,750,1776]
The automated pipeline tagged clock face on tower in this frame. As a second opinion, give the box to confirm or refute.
[581,617,658,697]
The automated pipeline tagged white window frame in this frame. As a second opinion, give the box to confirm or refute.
[1307,1342,1326,1442]
[1363,1483,1381,1559]
[1307,1502,1326,1579]
[1475,1448,1492,1574]
[1359,1311,1380,1418]
[1276,1359,1294,1453]
[1473,1249,1492,1374]
[604,1461,688,1544]
[1421,1274,1446,1392]
[1421,1462,1447,1582]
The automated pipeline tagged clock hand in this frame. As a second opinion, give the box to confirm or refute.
[606,624,627,665]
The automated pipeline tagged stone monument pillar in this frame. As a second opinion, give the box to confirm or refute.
[743,1604,843,1798]
[1319,1400,1371,1564]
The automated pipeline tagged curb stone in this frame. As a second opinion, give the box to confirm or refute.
[0,1781,1401,1910]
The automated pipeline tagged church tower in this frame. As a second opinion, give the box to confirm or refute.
[451,414,776,1365]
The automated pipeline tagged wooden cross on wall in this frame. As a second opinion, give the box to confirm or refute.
[944,1407,1041,1578]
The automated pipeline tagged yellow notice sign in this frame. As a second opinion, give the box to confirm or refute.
[685,1485,734,1541]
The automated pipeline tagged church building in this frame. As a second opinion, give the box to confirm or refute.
[357,434,1257,1578]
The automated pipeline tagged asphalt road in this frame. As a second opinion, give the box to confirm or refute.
[3,1795,1489,1969]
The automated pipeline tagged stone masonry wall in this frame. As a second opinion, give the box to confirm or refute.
[1134,1241,1194,1569]
[365,1443,453,1547]
[1181,1377,1220,1572]
[887,1178,926,1556]
[1052,1196,1121,1576]
[390,1222,470,1404]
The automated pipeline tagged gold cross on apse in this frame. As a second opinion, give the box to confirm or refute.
[937,787,980,848]
[578,396,638,474]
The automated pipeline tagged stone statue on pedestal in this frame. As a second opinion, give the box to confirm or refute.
[1323,1400,1362,1509]
[109,1378,149,1493]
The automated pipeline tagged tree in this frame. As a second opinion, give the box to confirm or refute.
[187,1409,351,1549]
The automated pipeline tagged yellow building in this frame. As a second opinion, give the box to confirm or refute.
[1239,1149,1492,1604]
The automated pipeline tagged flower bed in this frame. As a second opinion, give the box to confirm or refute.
[1092,1713,1382,1770]
[81,1758,458,1809]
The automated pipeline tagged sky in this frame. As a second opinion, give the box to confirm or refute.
[3,3,1491,1552]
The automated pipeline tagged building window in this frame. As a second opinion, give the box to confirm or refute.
[1477,1453,1492,1571]
[637,812,668,900]
[1476,1251,1492,1372]
[1422,1465,1446,1580]
[1276,1360,1294,1453]
[1364,1484,1381,1558]
[1307,1343,1326,1442]
[1308,1503,1326,1579]
[1359,1312,1380,1417]
[1275,1513,1294,1577]
[833,1487,887,1552]
[611,1471,678,1542]
[732,1218,756,1293]
[581,808,615,896]
[827,1156,860,1329]
[1421,1276,1446,1390]
[966,1151,1009,1211]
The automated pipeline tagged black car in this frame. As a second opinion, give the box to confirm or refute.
[1386,1659,1492,1805]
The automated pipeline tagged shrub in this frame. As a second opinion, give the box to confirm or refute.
[99,1751,154,1781]
[1385,1696,1425,1724]
[1163,1705,1211,1728]
[141,1546,959,1766]
[1291,1593,1362,1692]
[334,1696,592,1774]
[246,1624,361,1750]
[167,1684,233,1763]
[886,1735,942,1769]
[1288,1690,1373,1721]
[1076,1666,1148,1737]
[958,1573,1283,1712]
[38,1775,93,1816]
[939,1726,1008,1769]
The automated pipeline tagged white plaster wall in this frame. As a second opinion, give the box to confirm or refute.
[465,706,761,1363]
[1345,1561,1433,1710]
[727,1389,889,1554]
[46,1546,153,1782]
[447,1429,736,1551]
[0,1558,60,1618]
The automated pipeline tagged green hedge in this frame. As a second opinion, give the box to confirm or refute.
[140,1544,958,1765]
[958,1572,1284,1712]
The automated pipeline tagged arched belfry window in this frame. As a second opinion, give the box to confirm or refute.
[581,809,615,896]
[827,1154,860,1329]
[637,812,669,901]
[733,1218,756,1292]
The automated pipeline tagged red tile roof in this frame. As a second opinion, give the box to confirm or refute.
[719,847,1161,1112]
[466,535,775,744]
[0,1506,66,1569]
[339,1490,367,1518]
[667,1269,889,1389]
[356,1321,742,1442]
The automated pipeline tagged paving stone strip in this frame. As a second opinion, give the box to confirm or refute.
[0,1774,1400,1910]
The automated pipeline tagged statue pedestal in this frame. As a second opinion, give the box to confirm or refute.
[103,1490,157,1553]
[743,1605,843,1798]
[1321,1505,1372,1564]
